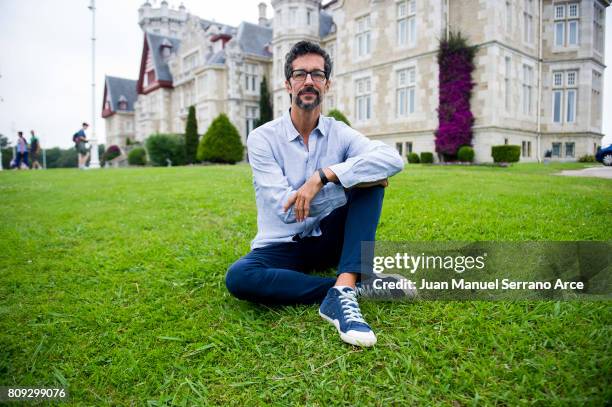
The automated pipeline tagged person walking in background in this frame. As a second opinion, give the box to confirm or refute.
[30,130,42,169]
[73,122,90,169]
[15,131,29,170]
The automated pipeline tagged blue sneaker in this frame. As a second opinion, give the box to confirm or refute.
[319,286,377,347]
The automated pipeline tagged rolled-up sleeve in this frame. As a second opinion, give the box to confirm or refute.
[328,127,405,188]
[248,133,336,224]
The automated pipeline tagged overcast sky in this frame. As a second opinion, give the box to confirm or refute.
[0,0,610,149]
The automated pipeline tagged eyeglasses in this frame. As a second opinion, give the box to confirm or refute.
[290,69,328,83]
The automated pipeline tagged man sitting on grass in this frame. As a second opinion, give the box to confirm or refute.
[225,41,408,347]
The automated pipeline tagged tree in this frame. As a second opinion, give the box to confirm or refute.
[0,134,10,149]
[255,76,273,128]
[197,114,244,164]
[434,31,477,161]
[327,109,351,126]
[184,105,199,164]
[146,134,186,166]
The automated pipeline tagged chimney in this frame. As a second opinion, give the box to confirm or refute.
[258,2,268,26]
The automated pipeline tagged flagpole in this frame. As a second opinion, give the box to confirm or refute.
[88,0,100,168]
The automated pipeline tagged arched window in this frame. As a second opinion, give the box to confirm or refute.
[118,95,128,110]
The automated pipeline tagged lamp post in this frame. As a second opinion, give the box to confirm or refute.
[88,0,100,168]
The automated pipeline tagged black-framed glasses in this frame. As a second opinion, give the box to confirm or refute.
[290,69,327,83]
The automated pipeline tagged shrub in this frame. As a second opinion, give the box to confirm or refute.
[578,154,595,163]
[102,145,121,162]
[457,145,475,162]
[420,152,434,164]
[327,109,351,126]
[128,147,147,166]
[145,133,186,166]
[197,114,244,164]
[184,105,199,164]
[407,152,420,164]
[491,145,520,163]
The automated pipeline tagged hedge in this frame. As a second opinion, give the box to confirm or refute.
[197,114,243,164]
[407,152,420,164]
[491,145,520,163]
[457,146,475,162]
[128,147,147,166]
[327,109,351,127]
[145,134,186,166]
[420,152,434,164]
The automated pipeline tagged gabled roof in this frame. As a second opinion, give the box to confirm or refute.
[319,10,335,37]
[200,18,236,35]
[235,21,272,58]
[104,76,137,112]
[145,32,181,82]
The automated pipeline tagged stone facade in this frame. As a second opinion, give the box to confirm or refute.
[104,0,608,163]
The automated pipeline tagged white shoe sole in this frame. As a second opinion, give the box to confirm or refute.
[319,310,377,347]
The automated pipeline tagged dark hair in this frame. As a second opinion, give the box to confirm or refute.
[82,122,89,127]
[284,41,332,81]
[18,131,23,136]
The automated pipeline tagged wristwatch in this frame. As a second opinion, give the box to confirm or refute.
[317,168,329,185]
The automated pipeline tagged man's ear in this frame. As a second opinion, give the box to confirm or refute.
[324,79,331,93]
[284,79,292,94]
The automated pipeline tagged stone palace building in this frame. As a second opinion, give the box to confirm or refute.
[102,0,608,162]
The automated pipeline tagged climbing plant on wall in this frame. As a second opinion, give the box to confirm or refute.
[435,32,478,161]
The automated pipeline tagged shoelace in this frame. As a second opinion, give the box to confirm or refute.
[338,290,366,324]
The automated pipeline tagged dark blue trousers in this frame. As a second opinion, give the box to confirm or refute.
[225,186,385,305]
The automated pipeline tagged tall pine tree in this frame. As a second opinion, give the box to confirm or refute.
[184,105,199,164]
[256,76,273,128]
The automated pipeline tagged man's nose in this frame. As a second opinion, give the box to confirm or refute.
[303,73,315,86]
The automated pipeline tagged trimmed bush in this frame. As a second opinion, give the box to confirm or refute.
[256,76,273,128]
[407,152,420,164]
[420,152,434,164]
[128,147,147,166]
[327,109,351,126]
[145,133,186,166]
[457,145,475,162]
[184,105,199,164]
[197,114,244,164]
[491,145,520,163]
[102,145,121,162]
[578,154,595,163]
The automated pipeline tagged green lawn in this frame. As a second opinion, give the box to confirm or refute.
[1,163,610,405]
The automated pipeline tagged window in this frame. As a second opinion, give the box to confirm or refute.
[592,70,602,124]
[506,1,512,33]
[521,141,532,157]
[307,9,312,25]
[118,96,128,110]
[522,64,533,115]
[183,51,199,73]
[397,0,416,46]
[246,106,259,136]
[551,70,578,124]
[396,142,403,156]
[326,94,335,109]
[355,77,372,121]
[565,142,575,157]
[554,3,580,47]
[276,46,283,78]
[355,15,371,57]
[552,142,562,157]
[523,0,533,44]
[327,44,336,63]
[505,57,511,110]
[397,68,416,116]
[405,142,413,154]
[594,3,604,53]
[245,63,258,93]
[198,73,208,96]
[275,9,282,28]
[289,7,297,25]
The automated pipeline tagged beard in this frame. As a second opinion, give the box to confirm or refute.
[295,86,321,111]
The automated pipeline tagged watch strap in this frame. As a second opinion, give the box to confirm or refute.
[317,168,329,185]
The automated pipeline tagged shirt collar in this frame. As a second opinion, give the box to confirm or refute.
[283,108,327,141]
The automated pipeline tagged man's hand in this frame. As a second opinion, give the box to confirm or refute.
[283,172,324,222]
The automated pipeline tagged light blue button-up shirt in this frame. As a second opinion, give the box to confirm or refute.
[247,110,404,249]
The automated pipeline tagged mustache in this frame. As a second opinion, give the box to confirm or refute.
[298,87,319,97]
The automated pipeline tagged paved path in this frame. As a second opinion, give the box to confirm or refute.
[558,166,612,179]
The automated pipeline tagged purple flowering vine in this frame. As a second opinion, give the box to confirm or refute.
[435,32,478,160]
